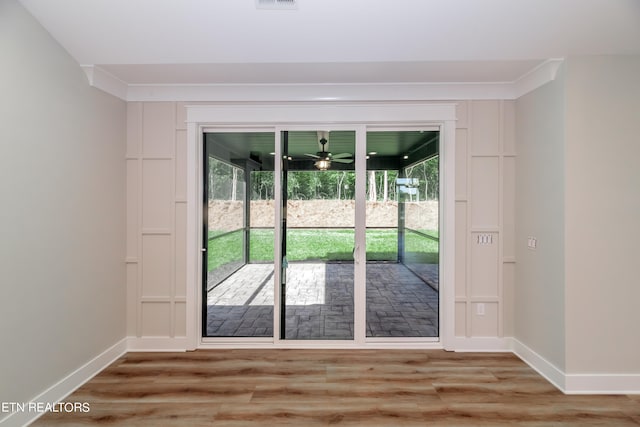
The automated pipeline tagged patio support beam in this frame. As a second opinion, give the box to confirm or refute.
[398,167,406,265]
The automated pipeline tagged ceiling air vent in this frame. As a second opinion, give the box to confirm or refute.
[256,0,297,10]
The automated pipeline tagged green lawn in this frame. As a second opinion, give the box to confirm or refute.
[207,228,438,270]
[207,230,244,271]
[405,230,440,264]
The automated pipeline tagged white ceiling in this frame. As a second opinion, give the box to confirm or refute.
[19,0,640,86]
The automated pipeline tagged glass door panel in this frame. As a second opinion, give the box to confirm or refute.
[365,131,440,338]
[280,130,356,340]
[203,132,275,337]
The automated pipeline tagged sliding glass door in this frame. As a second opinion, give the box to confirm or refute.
[365,131,440,338]
[203,132,275,338]
[202,126,440,343]
[279,130,356,340]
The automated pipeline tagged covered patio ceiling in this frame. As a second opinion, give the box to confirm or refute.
[206,130,439,171]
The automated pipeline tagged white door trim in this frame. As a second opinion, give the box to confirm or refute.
[185,102,456,350]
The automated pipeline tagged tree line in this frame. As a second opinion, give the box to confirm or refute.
[209,156,439,202]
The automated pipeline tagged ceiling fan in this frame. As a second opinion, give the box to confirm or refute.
[304,131,354,170]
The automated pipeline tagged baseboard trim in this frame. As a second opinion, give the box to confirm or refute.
[510,338,566,392]
[510,338,640,394]
[127,336,189,352]
[565,374,640,395]
[0,338,127,427]
[450,336,512,352]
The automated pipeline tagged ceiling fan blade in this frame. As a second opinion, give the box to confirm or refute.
[332,158,354,164]
[304,153,321,159]
[330,152,353,159]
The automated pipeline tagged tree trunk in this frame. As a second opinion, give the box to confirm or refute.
[336,171,346,200]
[383,170,388,202]
[231,168,238,201]
[368,170,377,202]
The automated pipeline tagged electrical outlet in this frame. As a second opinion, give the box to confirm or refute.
[476,303,485,316]
[527,236,538,250]
[477,234,493,245]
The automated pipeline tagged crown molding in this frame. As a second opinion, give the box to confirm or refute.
[82,60,564,102]
[512,58,564,98]
[81,65,128,100]
[129,82,516,102]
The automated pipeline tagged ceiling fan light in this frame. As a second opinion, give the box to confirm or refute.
[315,159,331,170]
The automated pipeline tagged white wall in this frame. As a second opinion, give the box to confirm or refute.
[514,55,640,382]
[514,66,567,371]
[0,0,126,408]
[564,55,640,374]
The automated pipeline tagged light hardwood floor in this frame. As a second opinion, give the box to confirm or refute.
[33,350,639,426]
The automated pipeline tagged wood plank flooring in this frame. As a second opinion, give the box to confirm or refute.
[32,350,639,426]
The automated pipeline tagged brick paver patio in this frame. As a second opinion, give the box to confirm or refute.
[206,262,439,339]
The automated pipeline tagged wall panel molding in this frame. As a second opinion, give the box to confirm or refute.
[127,102,181,341]
[126,99,515,349]
[457,100,515,339]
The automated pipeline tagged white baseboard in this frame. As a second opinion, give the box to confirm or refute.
[510,338,640,394]
[449,336,512,352]
[0,338,127,427]
[565,374,640,395]
[510,338,566,391]
[126,336,189,352]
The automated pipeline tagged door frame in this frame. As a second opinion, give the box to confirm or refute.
[186,102,456,349]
